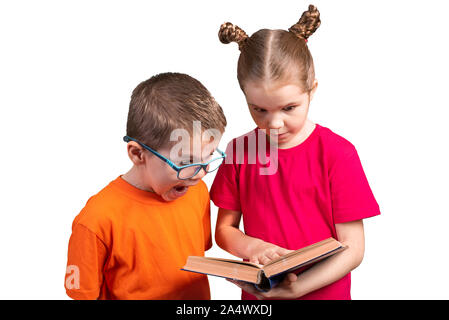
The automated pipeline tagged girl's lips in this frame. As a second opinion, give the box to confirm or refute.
[278,132,288,138]
[270,132,288,141]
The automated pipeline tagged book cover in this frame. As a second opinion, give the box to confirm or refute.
[181,237,346,291]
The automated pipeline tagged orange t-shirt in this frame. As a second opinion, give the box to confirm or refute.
[65,176,212,300]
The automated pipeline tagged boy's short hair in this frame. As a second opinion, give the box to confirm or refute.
[126,72,227,150]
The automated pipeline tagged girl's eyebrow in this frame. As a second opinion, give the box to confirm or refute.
[249,102,301,109]
[183,151,215,164]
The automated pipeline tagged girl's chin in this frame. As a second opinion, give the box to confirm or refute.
[266,132,291,147]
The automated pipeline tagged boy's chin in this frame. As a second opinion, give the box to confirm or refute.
[161,185,190,201]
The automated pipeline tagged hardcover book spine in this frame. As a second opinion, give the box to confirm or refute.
[254,270,275,292]
[254,271,293,292]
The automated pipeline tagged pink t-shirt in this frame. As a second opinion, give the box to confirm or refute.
[210,124,380,300]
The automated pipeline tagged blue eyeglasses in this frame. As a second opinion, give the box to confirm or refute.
[123,136,226,180]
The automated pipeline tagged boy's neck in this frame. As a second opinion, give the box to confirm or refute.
[121,166,155,193]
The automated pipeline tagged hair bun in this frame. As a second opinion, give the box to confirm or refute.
[218,22,248,51]
[289,4,321,41]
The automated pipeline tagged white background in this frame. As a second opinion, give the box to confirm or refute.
[1,0,448,299]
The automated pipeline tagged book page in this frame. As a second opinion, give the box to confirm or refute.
[264,238,338,266]
[263,238,344,274]
[202,257,263,269]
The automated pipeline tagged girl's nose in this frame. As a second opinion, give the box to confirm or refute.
[191,167,207,181]
[267,115,284,130]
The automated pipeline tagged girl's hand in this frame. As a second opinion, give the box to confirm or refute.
[248,240,293,265]
[227,273,300,300]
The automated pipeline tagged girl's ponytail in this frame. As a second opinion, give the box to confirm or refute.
[218,4,319,92]
[218,22,248,51]
[288,4,321,41]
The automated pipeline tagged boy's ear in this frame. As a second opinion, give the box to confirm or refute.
[309,79,318,102]
[126,142,146,165]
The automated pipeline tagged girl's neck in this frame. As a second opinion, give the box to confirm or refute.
[277,119,316,149]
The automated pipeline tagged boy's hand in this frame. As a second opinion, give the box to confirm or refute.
[227,273,300,300]
[248,240,293,265]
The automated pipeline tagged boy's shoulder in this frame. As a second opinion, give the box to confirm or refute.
[72,178,125,235]
[73,177,209,234]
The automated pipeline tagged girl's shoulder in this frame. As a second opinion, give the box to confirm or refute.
[315,124,358,160]
[224,125,359,163]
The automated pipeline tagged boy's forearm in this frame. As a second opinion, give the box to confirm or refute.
[293,244,363,298]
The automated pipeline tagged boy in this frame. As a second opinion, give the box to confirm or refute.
[64,72,227,299]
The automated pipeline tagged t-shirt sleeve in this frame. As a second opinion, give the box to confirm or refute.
[329,145,380,224]
[201,182,213,251]
[210,141,241,211]
[65,223,107,300]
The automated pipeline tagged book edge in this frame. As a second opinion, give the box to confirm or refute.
[264,245,346,278]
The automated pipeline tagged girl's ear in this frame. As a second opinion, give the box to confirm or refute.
[309,79,318,102]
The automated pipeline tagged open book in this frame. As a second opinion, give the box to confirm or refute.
[182,237,346,291]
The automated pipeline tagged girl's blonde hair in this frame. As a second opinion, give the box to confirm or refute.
[219,4,321,93]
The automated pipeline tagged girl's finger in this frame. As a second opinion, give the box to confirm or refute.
[267,251,280,260]
[286,272,298,283]
[249,256,259,265]
[228,279,269,300]
[227,279,243,287]
[277,247,294,256]
[259,255,271,265]
[236,281,259,295]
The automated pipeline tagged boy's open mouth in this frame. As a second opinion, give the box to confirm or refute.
[174,185,188,192]
[171,185,191,197]
[171,181,198,198]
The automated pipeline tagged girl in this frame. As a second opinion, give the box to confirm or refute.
[210,5,380,300]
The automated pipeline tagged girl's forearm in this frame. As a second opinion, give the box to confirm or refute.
[294,244,363,298]
[215,225,264,259]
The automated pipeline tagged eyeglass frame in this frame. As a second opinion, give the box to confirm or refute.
[123,135,226,180]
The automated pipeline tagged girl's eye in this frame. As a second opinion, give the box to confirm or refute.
[254,107,267,113]
[283,106,296,111]
[179,159,193,166]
